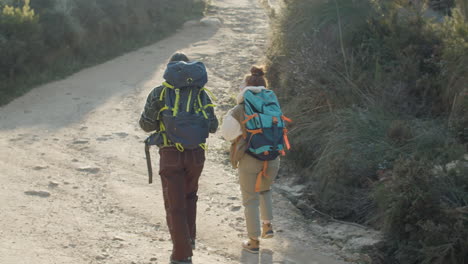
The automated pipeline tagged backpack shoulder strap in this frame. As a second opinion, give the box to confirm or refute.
[197,87,217,119]
[161,81,182,117]
[200,87,218,102]
[156,82,174,120]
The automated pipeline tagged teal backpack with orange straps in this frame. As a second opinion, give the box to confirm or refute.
[243,89,291,159]
[242,88,291,191]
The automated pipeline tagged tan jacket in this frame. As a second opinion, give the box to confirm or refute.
[228,104,248,168]
[221,86,267,168]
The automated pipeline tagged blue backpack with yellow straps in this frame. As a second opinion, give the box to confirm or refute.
[146,61,216,151]
[243,89,291,161]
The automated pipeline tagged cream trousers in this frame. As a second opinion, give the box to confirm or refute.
[238,154,280,238]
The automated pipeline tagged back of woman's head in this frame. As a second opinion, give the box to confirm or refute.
[245,66,267,87]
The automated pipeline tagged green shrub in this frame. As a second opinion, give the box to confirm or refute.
[266,0,468,261]
[374,158,468,264]
[455,0,467,20]
[296,106,464,222]
[0,0,207,105]
[0,0,43,99]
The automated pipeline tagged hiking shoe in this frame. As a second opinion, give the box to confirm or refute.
[261,223,274,239]
[170,256,192,264]
[242,238,260,254]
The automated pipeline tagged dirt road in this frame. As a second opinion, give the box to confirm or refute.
[0,0,356,263]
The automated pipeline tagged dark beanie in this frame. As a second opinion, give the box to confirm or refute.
[169,53,190,62]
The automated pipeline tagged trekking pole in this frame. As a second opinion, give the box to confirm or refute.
[145,143,153,184]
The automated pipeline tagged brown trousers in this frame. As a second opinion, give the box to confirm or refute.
[159,147,205,260]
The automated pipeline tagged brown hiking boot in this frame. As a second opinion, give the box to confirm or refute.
[242,238,260,254]
[261,223,274,239]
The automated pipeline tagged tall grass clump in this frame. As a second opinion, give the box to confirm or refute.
[0,0,207,105]
[266,0,467,261]
[373,158,468,264]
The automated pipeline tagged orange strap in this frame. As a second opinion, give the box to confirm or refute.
[283,128,291,150]
[255,161,269,192]
[281,115,292,123]
[246,129,263,135]
[242,113,258,125]
[246,129,263,146]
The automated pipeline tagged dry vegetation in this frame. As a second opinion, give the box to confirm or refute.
[266,0,467,263]
[0,0,206,105]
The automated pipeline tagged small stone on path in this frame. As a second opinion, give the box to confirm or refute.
[230,206,241,212]
[200,17,222,27]
[76,166,100,174]
[72,140,89,144]
[24,191,51,198]
[48,181,59,188]
[114,132,128,138]
[33,166,48,171]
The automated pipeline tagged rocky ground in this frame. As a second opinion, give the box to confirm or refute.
[0,0,380,263]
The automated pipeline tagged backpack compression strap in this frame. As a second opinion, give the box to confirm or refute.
[158,82,213,151]
[255,161,269,192]
[162,82,181,116]
[250,115,293,192]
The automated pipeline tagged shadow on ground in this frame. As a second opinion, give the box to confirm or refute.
[0,25,218,132]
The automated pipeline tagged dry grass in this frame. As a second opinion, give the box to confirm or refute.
[266,0,467,262]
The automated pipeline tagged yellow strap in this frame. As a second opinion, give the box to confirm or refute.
[158,122,169,146]
[199,143,207,150]
[159,87,167,101]
[162,82,174,89]
[157,106,169,120]
[186,89,193,112]
[159,122,166,132]
[173,89,180,117]
[175,143,184,152]
[201,87,218,101]
[162,133,169,146]
[203,103,216,109]
[197,94,209,119]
